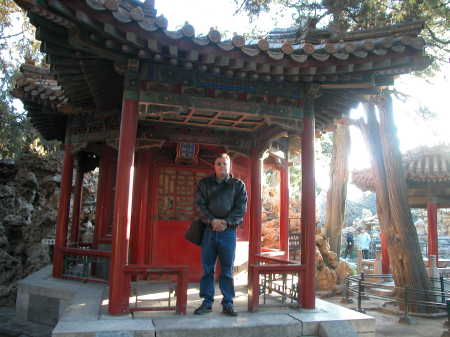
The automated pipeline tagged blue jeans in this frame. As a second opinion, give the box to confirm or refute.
[199,227,236,308]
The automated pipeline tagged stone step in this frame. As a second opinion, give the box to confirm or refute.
[152,313,302,337]
[53,313,304,337]
[319,321,359,337]
[19,267,376,337]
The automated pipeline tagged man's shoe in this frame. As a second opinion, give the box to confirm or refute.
[222,306,238,317]
[194,303,212,315]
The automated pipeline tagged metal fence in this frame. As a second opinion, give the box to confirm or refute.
[343,273,450,325]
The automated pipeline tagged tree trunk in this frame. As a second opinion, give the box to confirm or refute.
[355,94,430,309]
[325,121,350,258]
[376,95,429,291]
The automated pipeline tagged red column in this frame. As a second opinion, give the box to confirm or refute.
[248,151,262,311]
[109,98,139,315]
[104,154,117,239]
[135,150,153,265]
[301,99,316,309]
[53,144,74,278]
[129,149,153,265]
[93,146,115,248]
[70,157,84,245]
[380,232,390,274]
[129,151,144,264]
[427,202,438,265]
[279,162,289,259]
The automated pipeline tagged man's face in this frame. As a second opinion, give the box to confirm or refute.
[214,156,230,178]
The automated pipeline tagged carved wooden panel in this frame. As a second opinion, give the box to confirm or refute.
[157,168,208,221]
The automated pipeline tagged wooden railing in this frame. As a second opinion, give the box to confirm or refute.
[61,247,111,283]
[248,254,304,312]
[123,264,188,315]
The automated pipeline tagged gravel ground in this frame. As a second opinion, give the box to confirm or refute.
[323,296,448,337]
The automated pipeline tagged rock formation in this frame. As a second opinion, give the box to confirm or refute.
[0,152,61,304]
[0,151,97,305]
[315,229,352,291]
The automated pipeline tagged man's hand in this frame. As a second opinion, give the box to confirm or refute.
[211,218,227,232]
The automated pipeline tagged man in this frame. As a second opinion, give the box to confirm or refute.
[357,228,371,259]
[194,153,247,316]
[343,231,354,259]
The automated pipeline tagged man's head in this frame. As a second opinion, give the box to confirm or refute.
[214,153,231,179]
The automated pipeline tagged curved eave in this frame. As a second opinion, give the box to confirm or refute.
[13,0,429,85]
[12,64,67,141]
[352,145,450,191]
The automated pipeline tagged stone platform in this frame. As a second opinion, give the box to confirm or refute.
[16,266,375,337]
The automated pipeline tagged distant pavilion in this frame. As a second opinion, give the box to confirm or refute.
[352,145,450,270]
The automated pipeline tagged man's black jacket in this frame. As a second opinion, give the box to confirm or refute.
[195,174,248,228]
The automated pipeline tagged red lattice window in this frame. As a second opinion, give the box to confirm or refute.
[157,169,209,221]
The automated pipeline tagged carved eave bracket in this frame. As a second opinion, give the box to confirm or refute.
[252,126,289,158]
[65,112,121,148]
[137,123,254,154]
[305,83,322,100]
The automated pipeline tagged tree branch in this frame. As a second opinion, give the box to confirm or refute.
[234,0,248,14]
[0,31,24,40]
[433,0,450,9]
[424,24,450,45]
[344,8,361,25]
[390,89,411,103]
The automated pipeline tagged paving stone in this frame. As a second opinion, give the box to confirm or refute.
[0,306,53,337]
[319,321,358,337]
[52,319,155,337]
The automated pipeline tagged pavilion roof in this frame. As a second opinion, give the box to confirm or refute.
[11,63,67,141]
[14,0,428,83]
[13,63,67,108]
[11,0,429,143]
[352,144,450,194]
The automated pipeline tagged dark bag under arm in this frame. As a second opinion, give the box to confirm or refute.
[184,219,205,246]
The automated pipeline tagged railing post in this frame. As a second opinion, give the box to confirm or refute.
[441,275,445,303]
[447,299,450,327]
[358,273,365,313]
[347,277,353,303]
[441,299,450,337]
[342,277,349,303]
[175,269,187,315]
[248,264,259,312]
[399,286,414,324]
[341,276,353,304]
[404,287,409,318]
